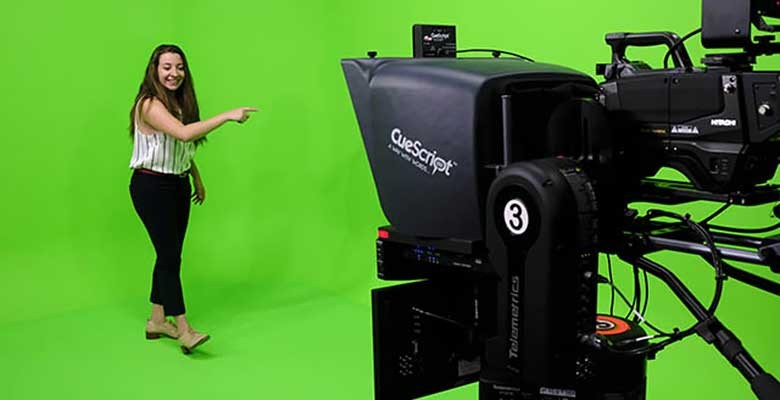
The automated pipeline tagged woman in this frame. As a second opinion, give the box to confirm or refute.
[129,44,256,354]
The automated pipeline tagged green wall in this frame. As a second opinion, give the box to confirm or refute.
[1,0,779,399]
[0,0,382,323]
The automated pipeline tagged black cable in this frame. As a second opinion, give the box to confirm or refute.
[634,266,640,319]
[595,266,691,355]
[594,328,687,357]
[644,209,725,314]
[590,208,737,358]
[688,217,726,314]
[598,275,673,337]
[608,254,616,315]
[624,266,635,320]
[641,268,650,317]
[663,27,702,69]
[604,256,654,333]
[594,209,728,357]
[627,265,642,321]
[455,48,535,62]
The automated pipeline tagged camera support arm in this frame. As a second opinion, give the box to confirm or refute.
[618,238,780,400]
[645,236,780,295]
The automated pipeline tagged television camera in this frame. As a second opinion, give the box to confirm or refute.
[342,0,780,398]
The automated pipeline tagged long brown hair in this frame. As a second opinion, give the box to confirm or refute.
[129,44,203,144]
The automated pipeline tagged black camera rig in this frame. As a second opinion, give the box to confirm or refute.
[343,1,780,399]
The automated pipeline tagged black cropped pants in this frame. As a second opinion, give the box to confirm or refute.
[130,170,191,316]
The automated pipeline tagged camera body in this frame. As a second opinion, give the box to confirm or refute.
[598,34,780,195]
[343,1,780,399]
[592,0,780,195]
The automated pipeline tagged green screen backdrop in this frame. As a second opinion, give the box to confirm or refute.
[0,0,779,399]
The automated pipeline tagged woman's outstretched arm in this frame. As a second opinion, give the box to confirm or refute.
[140,97,257,142]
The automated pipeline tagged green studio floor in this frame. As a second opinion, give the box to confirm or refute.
[0,279,775,399]
[0,281,473,400]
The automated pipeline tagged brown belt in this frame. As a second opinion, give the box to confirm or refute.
[136,168,190,178]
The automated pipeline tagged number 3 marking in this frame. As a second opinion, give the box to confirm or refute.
[503,199,529,236]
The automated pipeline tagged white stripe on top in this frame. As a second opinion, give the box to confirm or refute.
[129,116,195,175]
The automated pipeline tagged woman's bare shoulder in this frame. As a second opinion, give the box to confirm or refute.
[136,97,162,135]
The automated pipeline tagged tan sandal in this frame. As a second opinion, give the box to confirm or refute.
[178,328,210,354]
[145,319,179,339]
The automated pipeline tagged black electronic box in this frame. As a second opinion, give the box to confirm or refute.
[413,24,456,58]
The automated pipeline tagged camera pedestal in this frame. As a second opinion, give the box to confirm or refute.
[479,158,647,400]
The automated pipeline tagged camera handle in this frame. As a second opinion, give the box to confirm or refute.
[605,32,693,69]
[619,247,780,400]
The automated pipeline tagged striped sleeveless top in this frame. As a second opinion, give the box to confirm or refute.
[129,114,195,175]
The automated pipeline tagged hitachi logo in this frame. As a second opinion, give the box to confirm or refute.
[710,119,737,127]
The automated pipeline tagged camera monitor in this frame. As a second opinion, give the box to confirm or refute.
[703,0,780,48]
